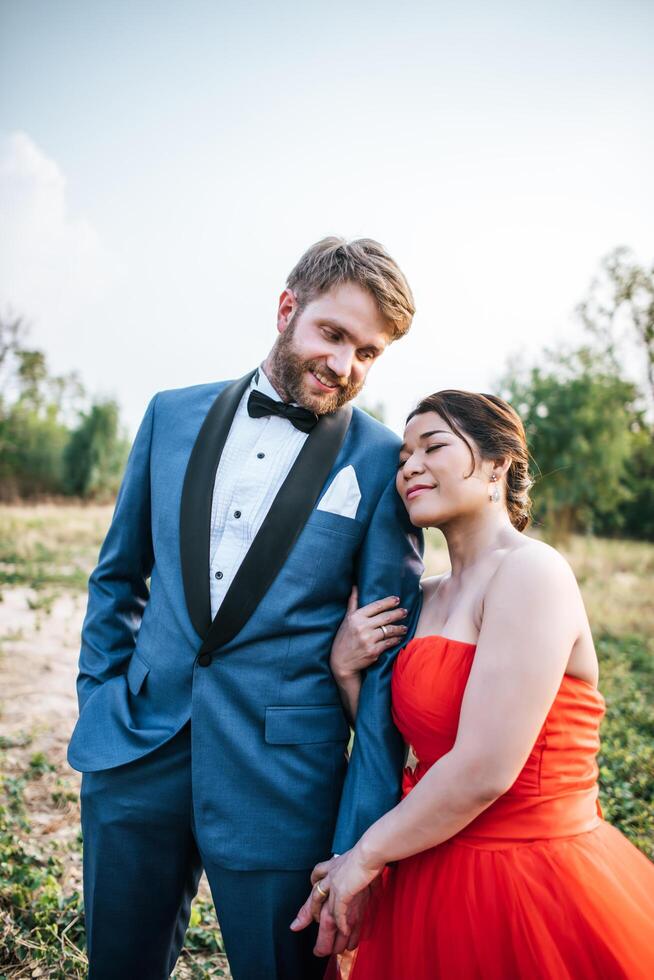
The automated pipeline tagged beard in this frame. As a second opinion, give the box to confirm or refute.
[267,322,365,415]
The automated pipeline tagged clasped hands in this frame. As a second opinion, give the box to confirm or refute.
[290,847,385,957]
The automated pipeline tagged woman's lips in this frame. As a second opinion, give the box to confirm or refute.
[406,485,435,500]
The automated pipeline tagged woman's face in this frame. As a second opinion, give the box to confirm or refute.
[396,411,494,528]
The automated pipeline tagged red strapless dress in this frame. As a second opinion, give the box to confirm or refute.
[344,635,654,980]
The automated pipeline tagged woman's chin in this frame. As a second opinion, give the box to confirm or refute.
[405,504,441,529]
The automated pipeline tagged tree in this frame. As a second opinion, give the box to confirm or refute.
[64,401,129,499]
[608,420,654,541]
[500,348,640,537]
[577,247,654,411]
[0,309,127,500]
[0,312,73,498]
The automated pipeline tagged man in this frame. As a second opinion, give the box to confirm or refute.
[68,237,424,980]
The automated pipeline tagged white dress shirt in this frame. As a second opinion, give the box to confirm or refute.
[209,367,309,620]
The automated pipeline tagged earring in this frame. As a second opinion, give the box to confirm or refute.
[489,474,500,503]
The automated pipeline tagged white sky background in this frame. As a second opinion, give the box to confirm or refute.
[1,0,652,437]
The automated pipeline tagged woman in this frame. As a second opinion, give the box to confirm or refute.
[291,390,654,979]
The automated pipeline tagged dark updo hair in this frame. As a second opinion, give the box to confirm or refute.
[406,390,533,532]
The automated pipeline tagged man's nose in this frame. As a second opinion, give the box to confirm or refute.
[326,347,355,382]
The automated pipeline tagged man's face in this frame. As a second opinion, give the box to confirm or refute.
[267,282,393,414]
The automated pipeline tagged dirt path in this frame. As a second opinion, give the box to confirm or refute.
[0,587,86,904]
[0,586,229,978]
[0,587,84,745]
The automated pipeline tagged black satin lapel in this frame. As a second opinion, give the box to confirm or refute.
[180,371,257,638]
[200,403,353,654]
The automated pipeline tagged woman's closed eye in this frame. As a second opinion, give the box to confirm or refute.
[397,444,446,468]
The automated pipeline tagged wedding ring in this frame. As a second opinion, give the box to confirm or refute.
[379,624,388,639]
[315,881,329,899]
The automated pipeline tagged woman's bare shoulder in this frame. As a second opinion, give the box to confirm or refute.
[490,538,578,599]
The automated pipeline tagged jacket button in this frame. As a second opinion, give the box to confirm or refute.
[197,653,212,667]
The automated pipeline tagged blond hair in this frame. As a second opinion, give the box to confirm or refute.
[286,236,415,340]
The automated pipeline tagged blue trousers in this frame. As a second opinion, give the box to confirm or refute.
[81,723,327,980]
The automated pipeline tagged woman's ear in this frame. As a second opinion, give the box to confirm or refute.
[492,457,512,482]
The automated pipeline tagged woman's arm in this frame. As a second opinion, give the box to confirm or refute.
[296,543,587,943]
[330,586,409,725]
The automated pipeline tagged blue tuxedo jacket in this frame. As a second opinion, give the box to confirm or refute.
[68,371,424,870]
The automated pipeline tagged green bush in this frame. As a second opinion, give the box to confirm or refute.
[597,634,654,858]
[64,401,129,499]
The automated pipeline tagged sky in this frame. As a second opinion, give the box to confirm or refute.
[1,0,653,436]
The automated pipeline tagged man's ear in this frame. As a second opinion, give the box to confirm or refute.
[277,288,299,334]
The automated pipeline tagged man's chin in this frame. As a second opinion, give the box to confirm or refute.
[291,375,340,415]
[282,367,362,415]
[300,389,342,415]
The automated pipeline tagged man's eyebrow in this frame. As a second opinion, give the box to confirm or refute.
[319,319,383,354]
[399,430,450,453]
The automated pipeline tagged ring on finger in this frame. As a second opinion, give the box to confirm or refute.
[314,881,329,899]
[378,624,388,640]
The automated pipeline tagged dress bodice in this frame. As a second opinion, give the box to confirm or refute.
[392,635,606,842]
[346,636,654,980]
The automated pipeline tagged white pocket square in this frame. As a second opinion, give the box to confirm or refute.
[317,465,361,520]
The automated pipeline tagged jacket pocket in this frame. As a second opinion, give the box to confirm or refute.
[265,705,349,745]
[126,651,150,696]
[304,510,363,538]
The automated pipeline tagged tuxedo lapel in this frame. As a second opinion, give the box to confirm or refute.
[199,403,353,655]
[180,371,256,639]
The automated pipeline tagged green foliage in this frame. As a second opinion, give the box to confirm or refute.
[0,755,87,977]
[174,900,230,977]
[613,422,654,540]
[597,634,654,858]
[501,348,642,535]
[0,401,71,499]
[0,312,128,501]
[0,752,229,978]
[28,753,56,778]
[577,246,654,409]
[498,247,654,540]
[64,401,129,499]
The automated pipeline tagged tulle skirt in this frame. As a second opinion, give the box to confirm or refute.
[341,821,654,979]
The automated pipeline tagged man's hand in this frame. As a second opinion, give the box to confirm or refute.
[315,885,371,956]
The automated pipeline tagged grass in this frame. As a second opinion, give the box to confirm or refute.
[0,507,653,976]
[0,504,113,595]
[0,742,229,978]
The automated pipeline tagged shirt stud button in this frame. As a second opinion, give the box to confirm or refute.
[233,510,241,519]
[257,452,265,459]
[214,570,223,580]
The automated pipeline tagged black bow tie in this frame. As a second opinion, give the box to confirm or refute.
[247,389,319,433]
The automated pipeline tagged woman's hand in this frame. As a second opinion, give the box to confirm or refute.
[330,587,408,681]
[290,846,386,953]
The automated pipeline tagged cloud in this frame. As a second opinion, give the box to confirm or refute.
[0,131,119,327]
